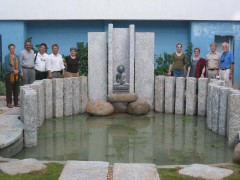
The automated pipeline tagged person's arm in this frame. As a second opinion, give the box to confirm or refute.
[168,64,172,76]
[229,52,234,80]
[187,66,190,77]
[46,56,52,79]
[4,55,13,74]
[60,56,65,77]
[201,66,206,77]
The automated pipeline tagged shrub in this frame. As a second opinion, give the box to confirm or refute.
[154,52,172,76]
[76,42,88,76]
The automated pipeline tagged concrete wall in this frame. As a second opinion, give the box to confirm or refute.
[1,0,240,20]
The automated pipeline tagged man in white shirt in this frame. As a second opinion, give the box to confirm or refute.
[35,43,48,80]
[46,44,65,78]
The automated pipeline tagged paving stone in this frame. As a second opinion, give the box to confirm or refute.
[155,75,165,113]
[0,158,46,175]
[113,163,160,180]
[59,161,109,180]
[179,164,233,180]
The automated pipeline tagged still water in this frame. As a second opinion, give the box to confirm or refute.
[15,113,234,165]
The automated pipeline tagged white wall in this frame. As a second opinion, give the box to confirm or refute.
[1,0,240,20]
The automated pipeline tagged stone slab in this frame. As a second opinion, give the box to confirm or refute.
[0,159,46,175]
[135,32,155,110]
[155,76,165,113]
[129,24,135,93]
[164,77,175,114]
[24,130,38,148]
[43,79,53,119]
[179,164,233,180]
[107,93,138,102]
[113,163,160,180]
[198,78,208,116]
[23,89,38,131]
[207,83,214,129]
[80,76,88,113]
[72,77,81,114]
[88,32,107,102]
[63,78,73,116]
[218,87,231,136]
[0,115,23,148]
[59,161,109,180]
[175,77,185,114]
[228,93,240,146]
[19,85,31,121]
[185,77,197,116]
[108,23,113,94]
[211,85,220,133]
[52,78,64,118]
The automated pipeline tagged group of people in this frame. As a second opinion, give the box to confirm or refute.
[168,42,234,88]
[5,40,80,108]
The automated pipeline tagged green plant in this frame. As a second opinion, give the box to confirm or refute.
[76,42,88,76]
[154,52,172,76]
[185,42,193,68]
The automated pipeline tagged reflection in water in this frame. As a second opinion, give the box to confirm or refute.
[15,113,233,165]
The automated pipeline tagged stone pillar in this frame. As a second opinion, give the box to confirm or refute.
[23,89,38,148]
[108,24,113,94]
[31,81,45,127]
[80,76,88,113]
[135,32,155,110]
[211,85,220,133]
[72,77,80,115]
[164,77,175,114]
[20,85,31,122]
[198,78,208,116]
[218,87,231,136]
[155,76,165,113]
[175,77,185,114]
[63,78,73,116]
[185,77,197,116]
[228,93,240,146]
[88,32,107,102]
[52,78,64,118]
[43,79,53,119]
[129,24,135,93]
[206,83,214,129]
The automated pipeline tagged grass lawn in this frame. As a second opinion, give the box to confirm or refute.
[0,163,64,180]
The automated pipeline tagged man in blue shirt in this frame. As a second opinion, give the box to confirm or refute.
[219,42,234,87]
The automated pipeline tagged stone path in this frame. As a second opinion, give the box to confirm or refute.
[179,164,233,180]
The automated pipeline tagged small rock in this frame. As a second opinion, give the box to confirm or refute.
[107,93,138,102]
[179,164,233,180]
[233,143,240,164]
[0,158,46,175]
[86,101,114,116]
[127,100,150,115]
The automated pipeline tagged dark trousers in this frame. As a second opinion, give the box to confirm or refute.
[35,70,48,80]
[6,74,19,105]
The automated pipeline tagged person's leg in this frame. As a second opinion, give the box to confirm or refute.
[13,80,19,106]
[22,68,29,85]
[5,74,13,107]
[224,69,232,87]
[29,69,36,84]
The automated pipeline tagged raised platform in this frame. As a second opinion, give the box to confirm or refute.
[0,115,23,158]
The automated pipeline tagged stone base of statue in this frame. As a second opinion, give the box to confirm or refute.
[113,84,130,93]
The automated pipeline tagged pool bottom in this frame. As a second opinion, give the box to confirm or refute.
[14,113,234,165]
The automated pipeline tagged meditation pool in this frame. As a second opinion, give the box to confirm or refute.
[15,113,234,165]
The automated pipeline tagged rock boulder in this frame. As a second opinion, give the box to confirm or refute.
[233,143,240,164]
[127,100,150,115]
[86,101,114,116]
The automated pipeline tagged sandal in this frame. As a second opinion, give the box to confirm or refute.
[7,104,13,108]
